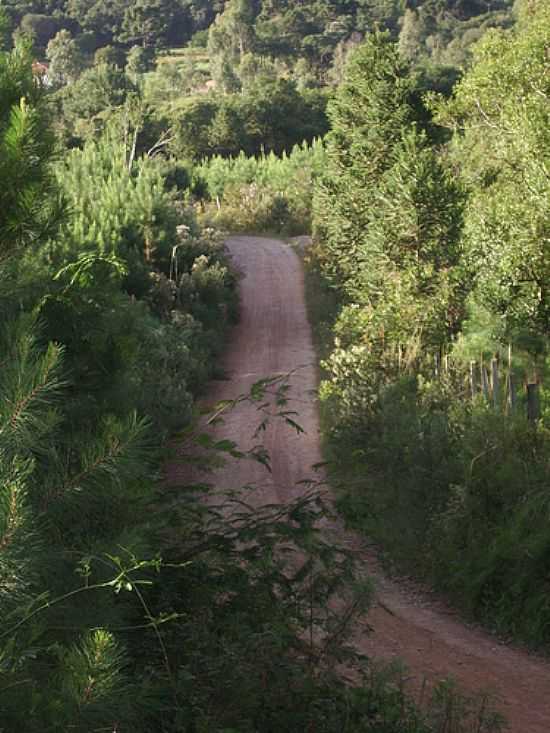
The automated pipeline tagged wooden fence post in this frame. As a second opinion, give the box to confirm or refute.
[506,343,515,413]
[527,383,540,424]
[469,361,477,399]
[481,362,490,401]
[508,374,517,413]
[491,357,500,410]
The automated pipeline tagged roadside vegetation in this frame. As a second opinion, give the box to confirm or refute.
[309,4,550,646]
[0,0,547,728]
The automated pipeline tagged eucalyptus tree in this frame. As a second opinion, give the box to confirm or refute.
[434,0,550,347]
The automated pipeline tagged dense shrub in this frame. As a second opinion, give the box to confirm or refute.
[326,366,550,643]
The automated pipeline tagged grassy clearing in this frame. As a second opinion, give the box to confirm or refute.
[157,46,210,73]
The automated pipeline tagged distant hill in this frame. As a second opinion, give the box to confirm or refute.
[6,0,514,79]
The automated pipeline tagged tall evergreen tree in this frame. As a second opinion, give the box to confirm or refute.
[0,38,61,258]
[313,31,417,286]
[314,31,465,416]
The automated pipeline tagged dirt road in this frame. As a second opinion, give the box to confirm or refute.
[194,235,550,732]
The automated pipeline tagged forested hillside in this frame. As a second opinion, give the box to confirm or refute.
[2,0,515,167]
[1,0,548,728]
[4,0,513,72]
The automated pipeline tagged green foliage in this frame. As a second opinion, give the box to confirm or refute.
[126,43,155,79]
[118,0,187,50]
[0,38,61,258]
[397,1,514,69]
[1,331,501,731]
[314,31,420,285]
[54,116,178,283]
[310,12,550,650]
[1,0,514,84]
[63,0,193,53]
[198,140,326,235]
[0,317,153,731]
[56,629,130,727]
[2,41,236,443]
[46,29,85,86]
[314,31,465,392]
[167,80,329,161]
[94,43,126,67]
[18,13,61,51]
[56,62,137,141]
[207,0,257,92]
[28,128,236,433]
[327,368,550,644]
[0,38,256,733]
[433,2,550,342]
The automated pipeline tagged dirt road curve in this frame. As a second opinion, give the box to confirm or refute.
[197,235,550,732]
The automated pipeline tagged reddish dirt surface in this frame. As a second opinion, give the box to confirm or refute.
[181,235,550,732]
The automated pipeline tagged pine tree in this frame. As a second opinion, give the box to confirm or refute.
[349,127,465,346]
[0,40,153,731]
[0,38,61,259]
[314,31,465,417]
[313,31,417,287]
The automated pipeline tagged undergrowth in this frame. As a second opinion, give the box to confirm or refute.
[305,242,550,650]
